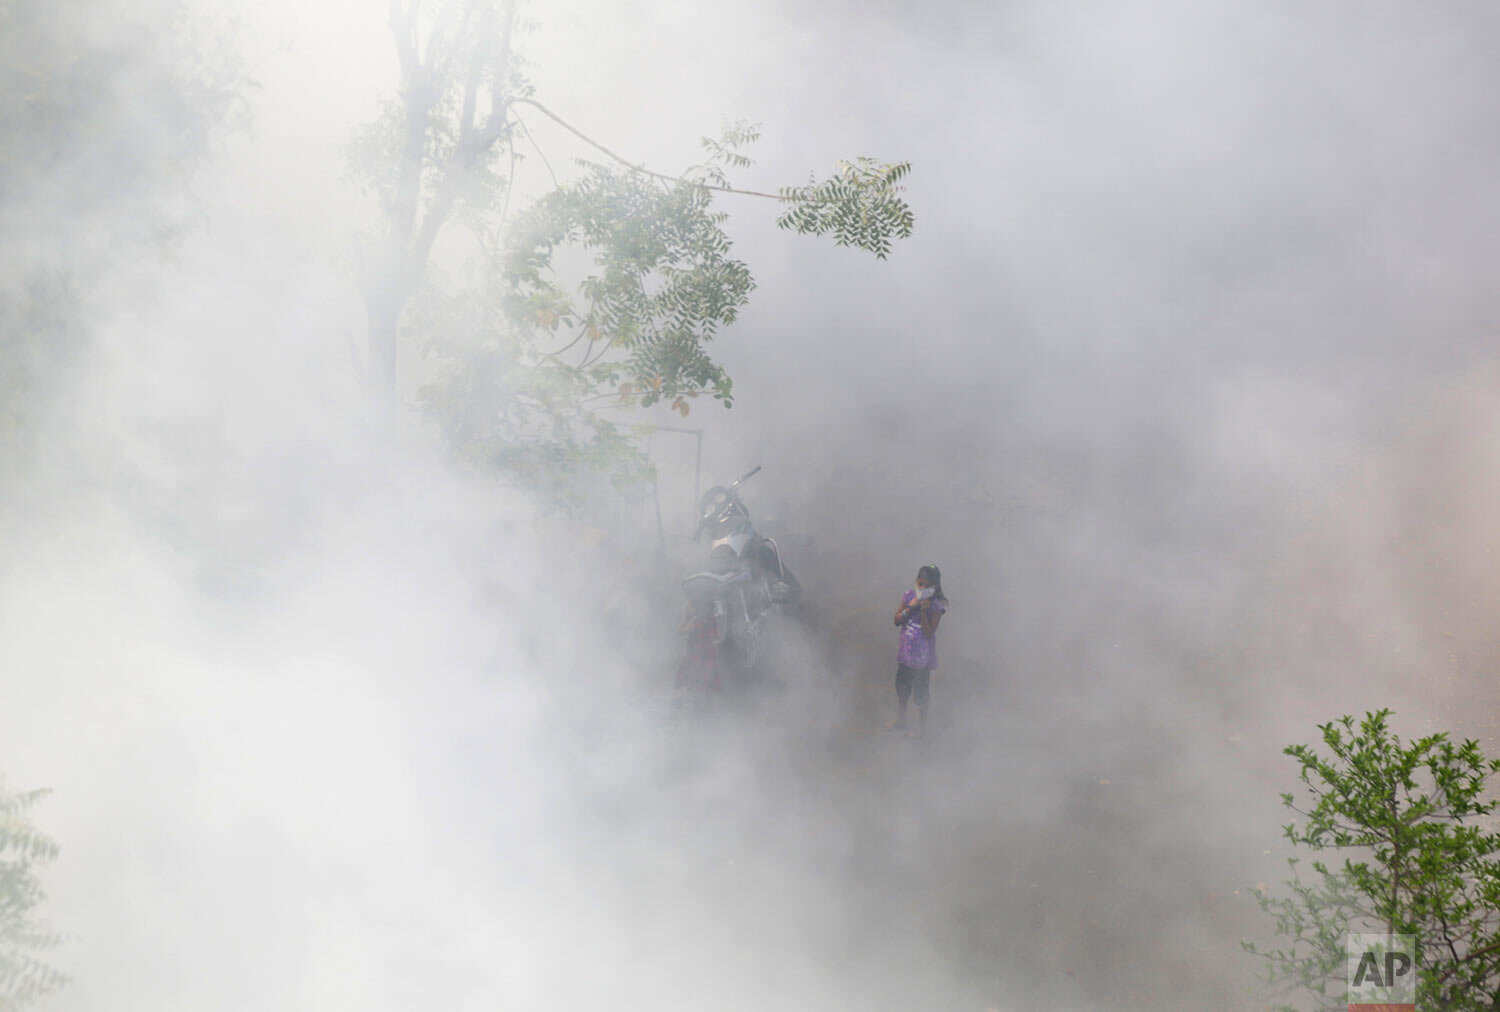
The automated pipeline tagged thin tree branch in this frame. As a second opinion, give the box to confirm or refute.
[509,97,787,200]
[510,111,559,188]
[579,390,643,407]
[1437,938,1500,983]
[497,141,519,232]
[579,326,622,369]
[537,324,591,363]
[1389,787,1402,936]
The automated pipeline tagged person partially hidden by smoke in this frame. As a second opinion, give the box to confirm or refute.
[885,563,948,737]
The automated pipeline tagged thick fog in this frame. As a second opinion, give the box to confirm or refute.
[7,1,1500,1009]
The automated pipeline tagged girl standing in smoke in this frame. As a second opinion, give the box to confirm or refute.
[886,564,948,737]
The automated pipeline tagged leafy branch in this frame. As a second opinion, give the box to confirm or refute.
[510,97,915,258]
[356,1,916,505]
[1247,710,1500,1012]
[0,780,65,1011]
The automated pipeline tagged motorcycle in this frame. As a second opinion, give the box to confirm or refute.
[675,466,800,696]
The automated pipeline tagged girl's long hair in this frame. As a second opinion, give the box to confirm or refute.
[917,564,948,605]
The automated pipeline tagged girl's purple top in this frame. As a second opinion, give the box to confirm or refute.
[897,590,946,669]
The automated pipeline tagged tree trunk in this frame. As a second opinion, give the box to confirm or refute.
[362,0,518,417]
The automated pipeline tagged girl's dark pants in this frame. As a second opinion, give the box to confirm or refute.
[895,664,930,707]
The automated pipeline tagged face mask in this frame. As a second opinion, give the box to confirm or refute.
[916,585,936,600]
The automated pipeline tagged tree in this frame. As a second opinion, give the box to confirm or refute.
[0,4,244,990]
[0,0,247,465]
[1247,710,1500,1011]
[350,0,914,501]
[0,780,63,1011]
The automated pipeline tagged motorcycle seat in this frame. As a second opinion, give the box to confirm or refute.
[681,570,751,589]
